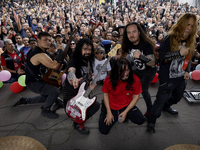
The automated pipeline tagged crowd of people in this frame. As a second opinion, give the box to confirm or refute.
[1,0,200,135]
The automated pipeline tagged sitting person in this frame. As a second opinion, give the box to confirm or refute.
[1,39,25,83]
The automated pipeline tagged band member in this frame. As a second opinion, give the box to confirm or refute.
[121,22,157,118]
[63,38,100,134]
[24,32,64,119]
[147,13,198,133]
[99,58,145,135]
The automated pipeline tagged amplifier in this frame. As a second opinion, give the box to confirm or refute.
[183,90,200,103]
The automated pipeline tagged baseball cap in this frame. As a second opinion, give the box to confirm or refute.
[29,38,36,43]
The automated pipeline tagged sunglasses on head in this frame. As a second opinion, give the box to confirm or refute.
[95,51,103,54]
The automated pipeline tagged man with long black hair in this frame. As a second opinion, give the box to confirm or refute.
[121,22,157,118]
[63,38,100,134]
[99,58,145,135]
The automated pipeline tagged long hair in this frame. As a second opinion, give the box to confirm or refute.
[72,38,95,69]
[122,22,155,56]
[110,58,134,90]
[168,13,197,58]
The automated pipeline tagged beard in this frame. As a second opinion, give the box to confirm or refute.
[82,54,91,61]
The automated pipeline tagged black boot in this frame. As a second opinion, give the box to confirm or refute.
[147,123,155,133]
[41,106,59,119]
[51,97,64,113]
[12,97,27,107]
[163,107,178,115]
[74,122,90,135]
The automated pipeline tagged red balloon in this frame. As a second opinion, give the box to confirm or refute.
[10,81,24,93]
[152,73,159,83]
[191,70,200,80]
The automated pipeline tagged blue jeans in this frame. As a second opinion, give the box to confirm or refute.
[26,80,60,109]
[148,80,186,124]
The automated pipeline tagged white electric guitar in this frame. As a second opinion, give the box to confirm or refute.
[66,44,121,124]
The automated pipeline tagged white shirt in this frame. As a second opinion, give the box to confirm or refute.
[93,58,111,81]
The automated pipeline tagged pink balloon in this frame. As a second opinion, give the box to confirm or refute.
[191,70,200,80]
[152,73,159,83]
[0,70,11,82]
[62,73,66,84]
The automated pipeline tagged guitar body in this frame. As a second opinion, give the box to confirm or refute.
[42,68,66,87]
[66,82,96,124]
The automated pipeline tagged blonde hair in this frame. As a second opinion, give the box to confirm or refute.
[168,13,198,58]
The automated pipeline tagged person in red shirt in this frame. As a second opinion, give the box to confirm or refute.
[1,39,25,83]
[99,58,145,135]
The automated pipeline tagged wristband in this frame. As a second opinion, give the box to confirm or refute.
[139,54,151,63]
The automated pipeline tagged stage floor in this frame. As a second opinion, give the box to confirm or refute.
[0,79,200,150]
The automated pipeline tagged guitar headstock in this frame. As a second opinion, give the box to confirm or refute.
[108,44,121,58]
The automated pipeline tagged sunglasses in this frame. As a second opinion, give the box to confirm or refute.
[113,36,119,38]
[70,43,75,45]
[95,52,103,54]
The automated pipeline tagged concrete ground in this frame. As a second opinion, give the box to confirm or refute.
[0,79,200,150]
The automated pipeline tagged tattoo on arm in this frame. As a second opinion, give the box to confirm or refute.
[146,54,156,67]
[67,70,76,83]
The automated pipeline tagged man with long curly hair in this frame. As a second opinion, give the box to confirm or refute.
[147,13,198,133]
[63,38,100,134]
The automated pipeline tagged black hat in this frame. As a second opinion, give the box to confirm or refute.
[35,27,42,31]
[29,38,36,43]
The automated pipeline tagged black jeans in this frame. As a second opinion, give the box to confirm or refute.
[138,67,157,111]
[99,101,145,135]
[26,80,60,109]
[63,84,100,123]
[148,80,186,124]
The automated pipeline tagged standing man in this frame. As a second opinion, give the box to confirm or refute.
[63,38,100,134]
[121,22,157,118]
[99,58,145,135]
[147,13,198,133]
[25,32,64,119]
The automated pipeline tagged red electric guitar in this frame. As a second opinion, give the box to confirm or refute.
[66,44,121,124]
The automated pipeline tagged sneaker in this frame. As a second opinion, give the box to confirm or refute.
[147,123,155,133]
[163,107,178,115]
[51,97,64,113]
[74,122,90,135]
[12,97,27,107]
[41,107,59,119]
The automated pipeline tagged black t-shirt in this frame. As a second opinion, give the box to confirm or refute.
[158,35,186,84]
[64,58,93,100]
[128,40,155,76]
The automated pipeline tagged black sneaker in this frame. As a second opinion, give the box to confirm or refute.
[41,107,59,119]
[163,107,178,115]
[74,122,90,135]
[12,97,27,107]
[51,97,64,113]
[147,123,155,133]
